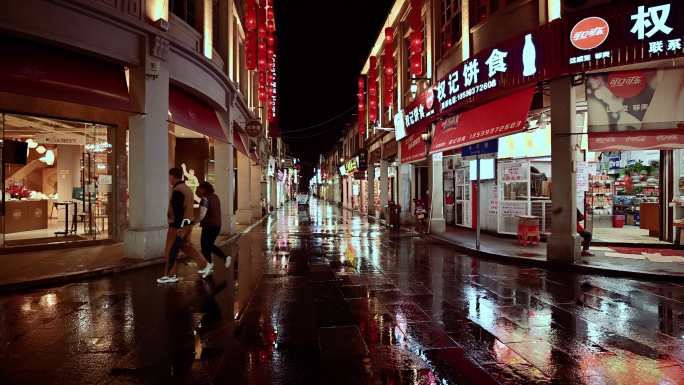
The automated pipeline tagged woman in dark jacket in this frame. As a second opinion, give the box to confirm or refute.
[196,182,229,272]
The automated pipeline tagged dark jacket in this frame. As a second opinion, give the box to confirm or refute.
[201,193,222,228]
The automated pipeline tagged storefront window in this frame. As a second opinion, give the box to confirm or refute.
[1,113,115,248]
[584,150,663,243]
[439,0,462,57]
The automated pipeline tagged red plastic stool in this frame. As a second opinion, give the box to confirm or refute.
[517,216,540,246]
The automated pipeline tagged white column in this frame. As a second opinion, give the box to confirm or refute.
[56,145,82,201]
[380,160,389,219]
[251,163,261,219]
[399,163,412,224]
[270,175,277,210]
[548,77,580,263]
[214,140,234,235]
[360,179,366,214]
[367,166,376,217]
[236,151,252,224]
[430,153,446,233]
[124,54,169,259]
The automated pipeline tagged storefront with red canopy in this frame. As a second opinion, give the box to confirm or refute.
[168,85,228,202]
[419,0,684,247]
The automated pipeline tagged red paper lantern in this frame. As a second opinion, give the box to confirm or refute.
[246,31,256,70]
[409,0,424,76]
[358,75,366,136]
[246,0,257,32]
[368,56,378,123]
[383,28,394,108]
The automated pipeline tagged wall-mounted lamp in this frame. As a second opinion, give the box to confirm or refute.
[147,0,169,31]
[420,132,431,143]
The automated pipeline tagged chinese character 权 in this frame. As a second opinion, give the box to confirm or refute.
[436,80,447,102]
[484,49,508,78]
[463,59,479,87]
[668,38,682,52]
[630,4,673,40]
[649,40,664,53]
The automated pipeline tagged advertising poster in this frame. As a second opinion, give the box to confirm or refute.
[586,68,684,150]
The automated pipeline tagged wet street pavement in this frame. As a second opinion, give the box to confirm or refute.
[2,198,684,384]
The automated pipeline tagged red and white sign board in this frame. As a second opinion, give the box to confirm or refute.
[400,130,427,163]
[570,17,610,50]
[430,87,534,154]
[589,129,684,151]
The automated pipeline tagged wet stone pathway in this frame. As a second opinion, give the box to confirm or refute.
[2,198,684,384]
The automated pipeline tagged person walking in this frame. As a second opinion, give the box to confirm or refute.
[196,181,230,271]
[577,209,594,256]
[157,168,213,284]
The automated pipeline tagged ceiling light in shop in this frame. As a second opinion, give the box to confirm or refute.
[36,146,46,154]
[39,150,55,166]
[26,139,38,149]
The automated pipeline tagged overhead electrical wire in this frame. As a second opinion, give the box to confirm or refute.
[282,104,355,134]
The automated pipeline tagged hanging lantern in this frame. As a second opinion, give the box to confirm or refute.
[368,56,378,123]
[246,0,257,32]
[358,75,366,136]
[383,28,394,108]
[246,31,256,70]
[409,0,424,77]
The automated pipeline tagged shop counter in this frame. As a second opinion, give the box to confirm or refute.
[639,202,660,237]
[4,199,49,233]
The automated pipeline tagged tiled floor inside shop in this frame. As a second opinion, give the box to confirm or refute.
[3,217,109,246]
[592,225,669,244]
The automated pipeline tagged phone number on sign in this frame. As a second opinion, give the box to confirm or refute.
[440,79,498,110]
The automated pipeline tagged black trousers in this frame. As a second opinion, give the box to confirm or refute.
[579,230,592,250]
[200,225,228,263]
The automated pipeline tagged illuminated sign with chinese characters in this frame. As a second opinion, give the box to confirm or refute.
[400,88,436,138]
[434,30,543,115]
[566,2,683,68]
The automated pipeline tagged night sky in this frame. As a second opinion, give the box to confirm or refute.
[274,0,395,179]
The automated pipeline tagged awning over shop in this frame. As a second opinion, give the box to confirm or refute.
[232,127,250,157]
[430,87,535,154]
[169,86,227,142]
[0,37,134,112]
[400,130,428,163]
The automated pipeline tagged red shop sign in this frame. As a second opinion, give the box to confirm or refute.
[589,129,684,151]
[431,87,534,153]
[402,87,437,135]
[400,131,427,163]
[570,17,610,50]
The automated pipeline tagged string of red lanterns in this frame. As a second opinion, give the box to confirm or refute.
[383,27,394,109]
[247,1,278,135]
[368,56,378,124]
[245,0,257,70]
[358,76,366,137]
[409,0,424,76]
[257,1,268,103]
[266,0,278,136]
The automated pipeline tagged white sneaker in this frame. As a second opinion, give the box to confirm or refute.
[225,256,232,268]
[201,263,214,279]
[198,262,210,274]
[157,275,179,284]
